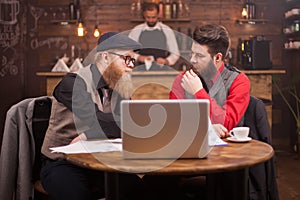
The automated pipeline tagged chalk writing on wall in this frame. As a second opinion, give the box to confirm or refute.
[0,24,20,77]
[0,24,20,48]
[30,37,68,50]
[29,4,44,32]
[0,47,18,77]
[0,0,21,78]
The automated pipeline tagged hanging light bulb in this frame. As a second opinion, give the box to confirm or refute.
[241,7,248,19]
[93,25,100,38]
[76,21,86,37]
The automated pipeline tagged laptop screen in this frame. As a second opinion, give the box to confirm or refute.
[121,99,212,159]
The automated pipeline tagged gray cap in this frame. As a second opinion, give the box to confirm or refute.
[96,32,142,52]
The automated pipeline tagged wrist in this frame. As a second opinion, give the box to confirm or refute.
[80,133,87,140]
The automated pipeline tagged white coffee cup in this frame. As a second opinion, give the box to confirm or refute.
[230,127,250,140]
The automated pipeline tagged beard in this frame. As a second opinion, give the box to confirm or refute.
[191,59,217,84]
[102,62,133,99]
[147,21,157,27]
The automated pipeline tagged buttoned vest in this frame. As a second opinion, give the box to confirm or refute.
[41,66,102,160]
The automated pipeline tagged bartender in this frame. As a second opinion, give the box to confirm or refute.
[128,2,180,71]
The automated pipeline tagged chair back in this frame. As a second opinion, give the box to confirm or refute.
[243,96,279,200]
[243,96,271,143]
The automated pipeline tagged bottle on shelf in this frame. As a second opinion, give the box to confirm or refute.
[183,2,190,17]
[172,0,178,19]
[75,0,81,20]
[177,0,184,17]
[69,0,76,20]
[158,0,164,19]
[244,0,251,19]
[249,0,256,19]
[136,0,142,17]
[164,0,172,19]
[131,2,136,17]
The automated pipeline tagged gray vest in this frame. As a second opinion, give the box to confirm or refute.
[209,66,244,126]
[185,66,243,126]
[41,66,102,160]
[209,66,240,107]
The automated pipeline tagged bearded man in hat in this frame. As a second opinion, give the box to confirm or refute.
[40,32,145,200]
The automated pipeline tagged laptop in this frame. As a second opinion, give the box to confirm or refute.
[121,99,212,159]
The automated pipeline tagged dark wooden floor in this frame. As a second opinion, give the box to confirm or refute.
[275,147,300,200]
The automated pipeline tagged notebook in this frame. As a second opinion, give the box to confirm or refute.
[121,99,212,159]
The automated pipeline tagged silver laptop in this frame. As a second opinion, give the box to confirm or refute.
[121,99,212,159]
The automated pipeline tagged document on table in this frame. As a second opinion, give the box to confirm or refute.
[208,123,228,147]
[50,139,122,154]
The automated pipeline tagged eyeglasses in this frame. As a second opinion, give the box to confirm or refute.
[107,52,136,65]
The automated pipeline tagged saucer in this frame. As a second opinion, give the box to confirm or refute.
[227,136,252,143]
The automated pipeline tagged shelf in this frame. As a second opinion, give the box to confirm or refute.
[286,0,300,6]
[130,18,191,23]
[50,20,78,25]
[284,48,300,51]
[285,14,300,22]
[236,19,269,25]
[283,31,300,37]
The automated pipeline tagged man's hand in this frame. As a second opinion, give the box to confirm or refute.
[70,133,87,144]
[212,124,229,138]
[181,69,203,95]
[156,57,168,65]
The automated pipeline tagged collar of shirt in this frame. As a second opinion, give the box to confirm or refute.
[142,21,162,31]
[211,62,225,84]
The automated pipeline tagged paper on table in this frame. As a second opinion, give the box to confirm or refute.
[213,137,228,146]
[50,139,122,154]
[208,122,228,147]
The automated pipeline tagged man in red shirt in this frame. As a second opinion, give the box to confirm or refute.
[170,24,250,137]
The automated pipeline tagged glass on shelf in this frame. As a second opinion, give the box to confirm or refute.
[183,3,190,17]
[130,1,142,18]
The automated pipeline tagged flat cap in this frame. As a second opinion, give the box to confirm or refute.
[96,32,142,52]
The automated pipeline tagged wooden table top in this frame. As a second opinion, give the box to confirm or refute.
[66,139,274,175]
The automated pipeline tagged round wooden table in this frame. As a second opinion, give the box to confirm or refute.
[66,139,274,200]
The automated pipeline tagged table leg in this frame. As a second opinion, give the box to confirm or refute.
[206,168,249,200]
[105,172,119,200]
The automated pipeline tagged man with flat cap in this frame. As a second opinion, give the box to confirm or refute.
[40,32,146,200]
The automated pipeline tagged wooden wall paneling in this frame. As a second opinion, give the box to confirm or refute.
[248,75,272,101]
[32,0,286,72]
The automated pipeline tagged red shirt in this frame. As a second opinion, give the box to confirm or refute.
[169,63,250,130]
